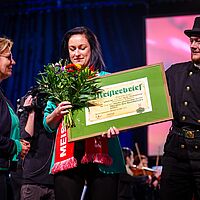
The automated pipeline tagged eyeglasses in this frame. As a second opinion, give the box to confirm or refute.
[0,52,13,61]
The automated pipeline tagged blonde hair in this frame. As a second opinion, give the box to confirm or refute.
[0,37,13,54]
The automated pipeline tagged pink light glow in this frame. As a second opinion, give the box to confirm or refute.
[146,14,198,156]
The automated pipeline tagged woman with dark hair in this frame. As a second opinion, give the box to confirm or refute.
[43,26,126,200]
[61,26,105,71]
[0,37,30,200]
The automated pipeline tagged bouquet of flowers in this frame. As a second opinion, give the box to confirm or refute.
[36,59,101,128]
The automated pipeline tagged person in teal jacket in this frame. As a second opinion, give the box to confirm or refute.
[0,37,30,200]
[43,26,126,200]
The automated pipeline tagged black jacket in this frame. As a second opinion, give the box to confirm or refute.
[20,108,54,186]
[164,61,200,160]
[0,88,16,170]
[166,61,200,128]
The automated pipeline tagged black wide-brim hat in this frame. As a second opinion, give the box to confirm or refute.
[184,17,200,37]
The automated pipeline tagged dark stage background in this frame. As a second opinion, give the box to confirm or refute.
[0,0,200,161]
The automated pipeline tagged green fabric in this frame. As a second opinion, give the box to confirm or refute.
[7,103,22,161]
[43,101,57,133]
[43,100,57,172]
[0,167,9,170]
[98,71,110,76]
[99,137,126,174]
[43,71,126,174]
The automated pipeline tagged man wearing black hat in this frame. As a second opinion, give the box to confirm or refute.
[160,16,200,200]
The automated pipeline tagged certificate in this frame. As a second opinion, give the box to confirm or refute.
[85,77,152,125]
[68,63,173,142]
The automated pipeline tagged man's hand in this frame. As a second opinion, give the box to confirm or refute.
[20,139,30,159]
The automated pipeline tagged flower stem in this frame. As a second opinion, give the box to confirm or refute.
[63,110,74,128]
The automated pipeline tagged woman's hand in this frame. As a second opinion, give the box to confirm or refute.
[20,139,30,159]
[46,101,72,130]
[55,101,72,117]
[102,126,119,138]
